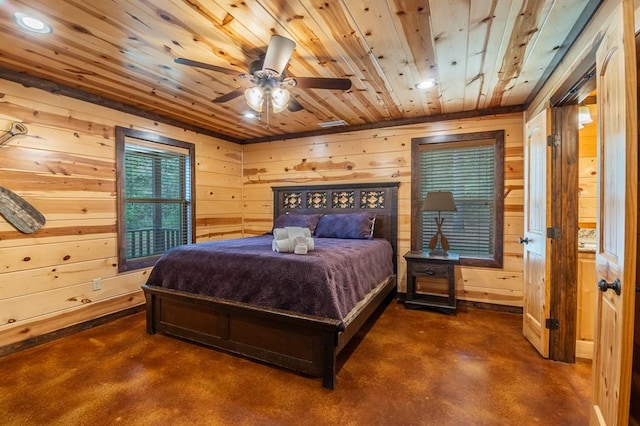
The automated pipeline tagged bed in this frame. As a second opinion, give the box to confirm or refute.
[142,182,399,389]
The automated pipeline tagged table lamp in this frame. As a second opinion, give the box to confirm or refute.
[422,191,457,256]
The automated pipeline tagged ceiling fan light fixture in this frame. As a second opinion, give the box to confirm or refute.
[262,35,296,77]
[271,88,290,113]
[245,87,264,112]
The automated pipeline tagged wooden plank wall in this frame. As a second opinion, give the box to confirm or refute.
[242,113,525,307]
[0,79,243,348]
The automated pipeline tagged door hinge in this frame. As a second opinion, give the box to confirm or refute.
[546,227,560,239]
[547,134,560,147]
[545,318,559,330]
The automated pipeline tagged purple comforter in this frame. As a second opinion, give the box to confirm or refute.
[145,235,394,324]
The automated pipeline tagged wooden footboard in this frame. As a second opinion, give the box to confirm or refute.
[142,274,395,389]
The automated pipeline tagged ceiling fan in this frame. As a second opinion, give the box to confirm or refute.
[174,35,352,115]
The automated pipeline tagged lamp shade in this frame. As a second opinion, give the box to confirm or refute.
[422,191,457,212]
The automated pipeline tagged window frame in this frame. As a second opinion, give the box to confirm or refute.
[115,127,196,272]
[411,130,504,268]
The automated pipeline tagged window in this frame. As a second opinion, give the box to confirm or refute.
[411,130,504,267]
[116,127,195,272]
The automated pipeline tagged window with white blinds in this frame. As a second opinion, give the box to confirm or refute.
[411,131,504,267]
[116,127,195,272]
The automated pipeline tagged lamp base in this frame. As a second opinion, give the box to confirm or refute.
[428,248,449,257]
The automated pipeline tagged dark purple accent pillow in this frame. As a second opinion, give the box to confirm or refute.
[315,212,376,239]
[272,213,322,234]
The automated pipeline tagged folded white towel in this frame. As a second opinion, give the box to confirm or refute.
[271,227,315,254]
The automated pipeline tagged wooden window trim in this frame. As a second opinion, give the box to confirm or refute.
[115,127,196,272]
[411,130,504,268]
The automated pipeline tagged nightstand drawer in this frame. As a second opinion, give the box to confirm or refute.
[409,263,449,277]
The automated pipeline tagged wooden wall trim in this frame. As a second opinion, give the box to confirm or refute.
[0,67,243,145]
[0,303,144,357]
[245,105,524,144]
[525,0,604,106]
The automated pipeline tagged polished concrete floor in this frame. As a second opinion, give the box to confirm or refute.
[0,302,591,425]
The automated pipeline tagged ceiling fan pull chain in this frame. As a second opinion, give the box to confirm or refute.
[265,94,270,129]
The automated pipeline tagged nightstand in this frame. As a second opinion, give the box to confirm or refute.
[403,251,460,314]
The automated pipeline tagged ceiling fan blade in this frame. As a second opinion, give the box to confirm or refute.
[174,58,241,76]
[262,35,296,76]
[292,77,352,90]
[287,97,304,112]
[212,88,245,103]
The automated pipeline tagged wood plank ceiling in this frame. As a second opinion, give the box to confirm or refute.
[0,0,599,143]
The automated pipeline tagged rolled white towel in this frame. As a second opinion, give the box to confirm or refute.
[284,226,311,238]
[272,228,314,254]
[273,228,289,240]
[305,236,315,251]
[272,238,293,253]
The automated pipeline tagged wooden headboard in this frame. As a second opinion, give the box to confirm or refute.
[272,182,400,271]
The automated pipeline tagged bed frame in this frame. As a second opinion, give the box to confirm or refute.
[142,182,399,389]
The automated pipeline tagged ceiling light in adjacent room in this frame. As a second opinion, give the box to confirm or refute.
[578,105,593,126]
[415,79,436,90]
[14,13,52,34]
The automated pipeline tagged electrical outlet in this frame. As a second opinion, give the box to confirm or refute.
[92,278,101,291]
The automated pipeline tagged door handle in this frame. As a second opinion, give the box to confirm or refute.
[598,278,621,296]
[518,237,530,244]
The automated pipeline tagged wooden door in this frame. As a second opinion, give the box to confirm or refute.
[591,1,637,424]
[522,110,551,357]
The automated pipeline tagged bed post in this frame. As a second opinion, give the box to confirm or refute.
[143,288,157,334]
[321,335,337,389]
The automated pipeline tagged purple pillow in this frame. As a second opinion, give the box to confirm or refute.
[314,212,376,239]
[272,213,322,234]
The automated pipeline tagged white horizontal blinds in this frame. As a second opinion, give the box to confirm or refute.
[419,139,496,256]
[124,136,191,260]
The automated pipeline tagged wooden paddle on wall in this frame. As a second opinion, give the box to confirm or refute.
[0,186,46,234]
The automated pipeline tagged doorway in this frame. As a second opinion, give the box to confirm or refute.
[575,94,597,360]
[545,32,640,424]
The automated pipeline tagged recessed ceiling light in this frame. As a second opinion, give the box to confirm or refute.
[14,12,52,34]
[415,79,436,90]
[243,112,257,119]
